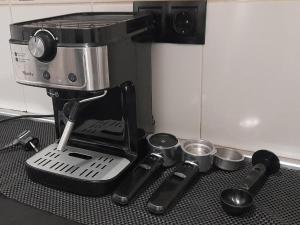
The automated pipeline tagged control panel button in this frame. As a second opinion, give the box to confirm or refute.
[43,71,50,80]
[68,73,77,82]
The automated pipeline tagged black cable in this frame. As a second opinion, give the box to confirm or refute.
[0,114,54,124]
[0,130,40,152]
[0,144,18,151]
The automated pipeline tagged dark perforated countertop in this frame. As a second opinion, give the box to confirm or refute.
[0,116,299,225]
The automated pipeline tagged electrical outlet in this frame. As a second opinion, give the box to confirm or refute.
[133,1,207,44]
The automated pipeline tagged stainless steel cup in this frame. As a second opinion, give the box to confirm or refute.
[147,133,180,167]
[214,147,244,171]
[181,139,216,172]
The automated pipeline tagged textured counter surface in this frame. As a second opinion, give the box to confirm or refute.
[0,117,299,225]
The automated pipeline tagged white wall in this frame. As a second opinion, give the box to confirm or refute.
[202,0,300,160]
[2,0,300,160]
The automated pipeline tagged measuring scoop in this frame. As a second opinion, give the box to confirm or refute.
[220,149,280,216]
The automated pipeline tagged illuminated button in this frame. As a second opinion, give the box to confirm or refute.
[68,73,77,82]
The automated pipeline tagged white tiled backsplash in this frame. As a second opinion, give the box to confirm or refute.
[2,1,300,160]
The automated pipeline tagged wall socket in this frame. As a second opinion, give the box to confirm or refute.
[133,1,207,44]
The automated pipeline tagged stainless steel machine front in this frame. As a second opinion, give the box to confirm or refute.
[10,44,110,91]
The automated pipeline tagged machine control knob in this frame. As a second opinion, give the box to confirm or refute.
[28,30,57,61]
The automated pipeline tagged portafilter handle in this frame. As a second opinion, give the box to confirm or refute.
[112,153,164,205]
[147,139,215,215]
[112,133,180,205]
[147,161,199,214]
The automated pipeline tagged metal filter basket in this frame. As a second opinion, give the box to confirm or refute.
[214,147,244,171]
[181,139,216,172]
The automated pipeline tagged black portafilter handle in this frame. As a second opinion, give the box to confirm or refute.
[112,133,180,205]
[147,139,215,215]
[147,162,199,215]
[112,154,164,205]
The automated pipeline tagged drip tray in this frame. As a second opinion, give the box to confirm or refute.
[26,143,130,181]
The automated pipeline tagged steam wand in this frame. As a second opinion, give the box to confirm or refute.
[56,90,107,151]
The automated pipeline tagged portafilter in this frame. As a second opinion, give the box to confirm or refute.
[147,139,216,214]
[112,133,180,205]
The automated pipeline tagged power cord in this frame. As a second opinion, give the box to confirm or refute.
[0,114,54,124]
[1,130,40,152]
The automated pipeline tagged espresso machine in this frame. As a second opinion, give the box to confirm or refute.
[9,0,207,196]
[9,12,154,196]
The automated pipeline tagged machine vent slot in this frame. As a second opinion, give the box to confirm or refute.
[90,162,96,167]
[79,169,88,176]
[92,171,99,178]
[55,163,64,170]
[60,164,69,171]
[65,166,74,173]
[70,167,79,174]
[42,159,52,166]
[34,158,42,163]
[49,153,56,157]
[85,170,94,177]
[54,154,60,158]
[101,165,107,169]
[45,152,50,156]
[69,152,92,160]
[96,163,102,168]
[50,162,59,169]
[38,159,47,165]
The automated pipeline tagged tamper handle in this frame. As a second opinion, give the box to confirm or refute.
[240,163,266,194]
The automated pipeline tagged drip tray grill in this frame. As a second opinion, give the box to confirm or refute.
[26,143,130,181]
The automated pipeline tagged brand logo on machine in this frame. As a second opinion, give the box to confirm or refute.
[22,71,34,76]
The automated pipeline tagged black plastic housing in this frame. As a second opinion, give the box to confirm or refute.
[10,12,154,45]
